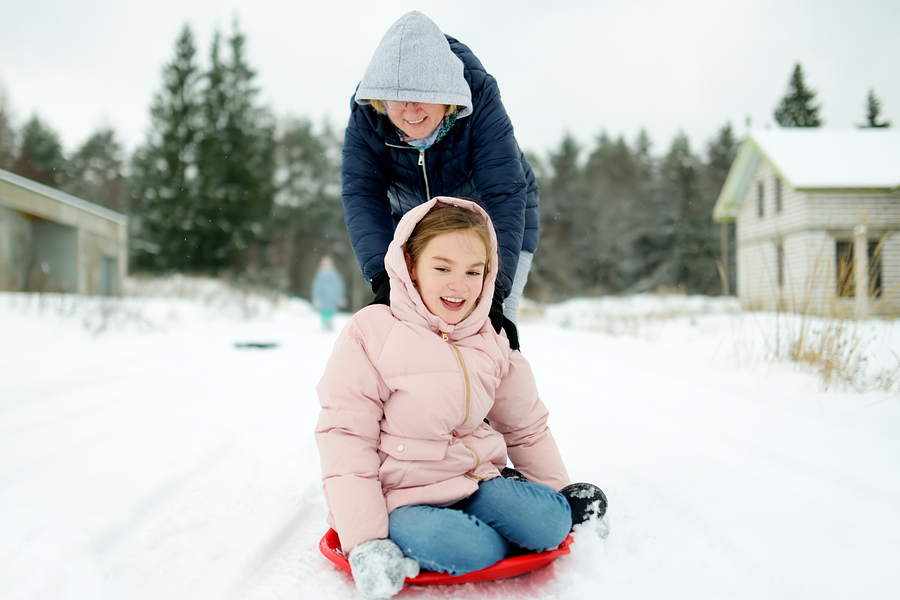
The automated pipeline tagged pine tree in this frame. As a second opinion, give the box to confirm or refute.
[195,21,276,275]
[529,133,584,299]
[861,89,891,128]
[13,115,66,187]
[129,24,202,272]
[0,86,16,171]
[774,63,823,127]
[703,123,739,294]
[624,129,668,293]
[63,128,127,212]
[270,118,346,297]
[193,30,230,271]
[662,132,721,293]
[583,133,642,292]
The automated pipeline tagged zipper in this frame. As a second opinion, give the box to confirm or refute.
[384,142,431,202]
[438,330,470,430]
[464,446,483,481]
[438,330,480,480]
[418,150,431,200]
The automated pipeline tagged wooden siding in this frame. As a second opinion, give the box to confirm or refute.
[735,157,900,315]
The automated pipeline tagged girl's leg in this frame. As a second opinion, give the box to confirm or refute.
[456,476,572,552]
[388,504,512,575]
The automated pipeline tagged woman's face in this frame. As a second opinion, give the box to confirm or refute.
[385,101,447,139]
[408,229,486,325]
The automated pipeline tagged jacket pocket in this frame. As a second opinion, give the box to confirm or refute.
[379,433,448,461]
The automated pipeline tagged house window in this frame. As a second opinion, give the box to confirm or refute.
[757,182,765,217]
[777,244,784,288]
[775,178,783,213]
[836,241,882,298]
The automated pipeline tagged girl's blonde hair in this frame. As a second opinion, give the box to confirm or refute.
[369,100,459,117]
[405,203,492,279]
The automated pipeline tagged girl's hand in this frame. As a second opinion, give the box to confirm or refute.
[348,538,420,599]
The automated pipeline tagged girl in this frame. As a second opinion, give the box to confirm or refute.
[316,197,605,599]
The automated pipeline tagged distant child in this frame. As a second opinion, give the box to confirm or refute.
[311,256,346,331]
[315,198,606,599]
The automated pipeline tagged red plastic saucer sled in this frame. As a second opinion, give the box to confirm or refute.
[319,528,573,585]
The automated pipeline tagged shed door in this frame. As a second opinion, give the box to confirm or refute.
[98,255,118,296]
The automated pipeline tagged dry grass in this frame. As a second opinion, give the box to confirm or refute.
[755,225,900,392]
[784,313,900,392]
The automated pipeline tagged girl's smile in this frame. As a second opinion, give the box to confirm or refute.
[408,229,486,325]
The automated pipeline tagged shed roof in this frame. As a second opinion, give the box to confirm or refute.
[0,167,128,225]
[713,128,900,222]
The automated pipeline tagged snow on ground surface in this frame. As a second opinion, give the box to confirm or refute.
[3,277,900,600]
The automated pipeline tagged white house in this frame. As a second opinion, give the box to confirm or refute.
[0,168,128,295]
[713,129,900,317]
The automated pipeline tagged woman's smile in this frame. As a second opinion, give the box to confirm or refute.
[386,102,447,139]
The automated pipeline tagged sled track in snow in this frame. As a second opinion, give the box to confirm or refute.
[227,483,342,599]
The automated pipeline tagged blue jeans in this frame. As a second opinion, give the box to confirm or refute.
[388,476,572,575]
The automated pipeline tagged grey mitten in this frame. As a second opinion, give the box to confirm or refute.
[348,538,420,599]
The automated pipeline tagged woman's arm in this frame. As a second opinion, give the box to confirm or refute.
[341,107,396,284]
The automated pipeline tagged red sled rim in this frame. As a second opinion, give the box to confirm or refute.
[319,528,573,586]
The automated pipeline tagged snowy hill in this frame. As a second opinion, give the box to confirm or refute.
[2,279,899,600]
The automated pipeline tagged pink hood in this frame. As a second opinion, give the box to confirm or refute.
[386,197,498,341]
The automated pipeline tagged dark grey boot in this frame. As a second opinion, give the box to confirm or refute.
[559,482,608,526]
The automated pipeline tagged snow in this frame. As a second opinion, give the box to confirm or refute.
[3,278,900,600]
[749,128,900,189]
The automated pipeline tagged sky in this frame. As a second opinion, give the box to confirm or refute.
[2,282,900,599]
[1,0,898,160]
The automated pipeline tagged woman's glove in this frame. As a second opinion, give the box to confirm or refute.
[489,290,520,350]
[348,538,420,599]
[368,271,391,306]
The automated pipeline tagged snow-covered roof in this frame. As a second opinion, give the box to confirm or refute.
[713,128,900,222]
[0,167,127,225]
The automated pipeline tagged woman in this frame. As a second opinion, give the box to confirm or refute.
[341,10,539,348]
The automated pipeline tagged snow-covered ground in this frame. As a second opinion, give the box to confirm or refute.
[2,278,900,600]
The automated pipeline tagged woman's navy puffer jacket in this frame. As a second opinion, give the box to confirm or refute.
[341,35,539,297]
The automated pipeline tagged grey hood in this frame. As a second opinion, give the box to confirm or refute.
[355,11,473,118]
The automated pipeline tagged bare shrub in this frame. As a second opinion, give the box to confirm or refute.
[786,314,900,392]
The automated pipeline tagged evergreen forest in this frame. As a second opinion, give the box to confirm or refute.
[0,24,891,309]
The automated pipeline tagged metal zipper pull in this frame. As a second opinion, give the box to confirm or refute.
[418,150,425,166]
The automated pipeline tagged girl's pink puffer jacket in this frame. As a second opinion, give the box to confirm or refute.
[315,197,571,552]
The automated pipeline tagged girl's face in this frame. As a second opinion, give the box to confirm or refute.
[408,229,486,325]
[385,102,447,139]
